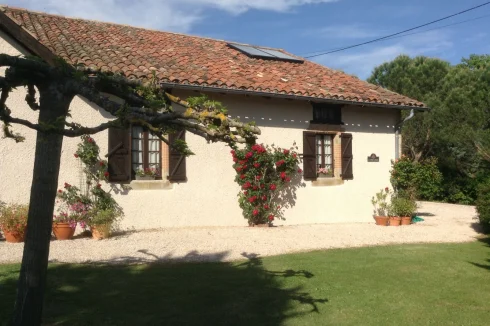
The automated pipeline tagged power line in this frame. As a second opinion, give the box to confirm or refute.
[302,12,490,57]
[304,1,490,58]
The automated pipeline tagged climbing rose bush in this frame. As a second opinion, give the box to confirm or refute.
[231,143,302,225]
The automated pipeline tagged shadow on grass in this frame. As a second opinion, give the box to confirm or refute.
[0,251,328,326]
[469,237,490,272]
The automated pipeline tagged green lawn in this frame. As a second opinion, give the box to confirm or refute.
[1,239,489,326]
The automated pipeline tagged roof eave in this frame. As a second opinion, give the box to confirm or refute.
[160,82,429,111]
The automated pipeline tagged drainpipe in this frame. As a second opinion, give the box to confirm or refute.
[395,109,415,159]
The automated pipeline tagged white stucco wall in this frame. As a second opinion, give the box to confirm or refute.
[0,32,401,229]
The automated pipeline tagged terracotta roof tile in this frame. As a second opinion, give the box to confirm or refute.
[2,7,426,108]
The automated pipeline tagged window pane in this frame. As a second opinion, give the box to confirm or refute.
[149,140,159,151]
[132,126,143,138]
[149,152,160,164]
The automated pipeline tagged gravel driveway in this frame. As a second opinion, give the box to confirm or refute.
[0,202,483,264]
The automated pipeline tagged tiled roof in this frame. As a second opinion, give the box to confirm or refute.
[1,6,426,108]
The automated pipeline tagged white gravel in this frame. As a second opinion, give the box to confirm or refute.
[0,202,483,264]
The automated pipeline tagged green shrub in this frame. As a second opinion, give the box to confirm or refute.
[390,197,417,217]
[475,178,490,227]
[390,156,443,201]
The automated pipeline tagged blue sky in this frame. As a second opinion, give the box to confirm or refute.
[9,0,490,79]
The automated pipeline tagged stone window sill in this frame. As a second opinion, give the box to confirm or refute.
[129,180,173,190]
[311,177,344,187]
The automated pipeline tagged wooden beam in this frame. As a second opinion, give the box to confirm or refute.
[0,9,57,65]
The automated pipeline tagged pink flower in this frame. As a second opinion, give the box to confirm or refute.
[280,172,286,179]
[293,153,297,158]
[253,209,259,216]
[275,160,285,167]
[242,182,252,190]
[245,152,254,159]
[270,184,277,190]
[248,196,257,203]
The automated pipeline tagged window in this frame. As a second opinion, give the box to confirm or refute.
[312,103,343,124]
[131,126,162,178]
[316,134,334,177]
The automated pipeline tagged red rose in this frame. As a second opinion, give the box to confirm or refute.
[285,177,291,182]
[104,172,109,177]
[264,204,269,209]
[293,153,297,158]
[245,152,253,159]
[244,191,248,196]
[243,165,248,170]
[64,182,71,188]
[253,186,258,190]
[277,205,281,209]
[270,184,277,190]
[74,153,79,158]
[253,209,259,216]
[254,163,260,168]
[262,195,267,201]
[385,187,389,192]
[280,172,286,179]
[283,149,289,155]
[268,215,274,221]
[87,137,93,143]
[236,167,242,172]
[242,182,252,190]
[58,189,62,193]
[233,157,238,162]
[248,196,256,203]
[97,184,102,188]
[230,150,236,156]
[256,175,261,180]
[99,161,105,166]
[240,174,246,179]
[297,168,303,173]
[260,184,265,189]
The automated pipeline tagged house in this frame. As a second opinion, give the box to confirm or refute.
[0,7,426,229]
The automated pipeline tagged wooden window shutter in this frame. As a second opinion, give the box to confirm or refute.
[107,127,131,182]
[341,133,353,180]
[168,130,187,182]
[303,131,317,180]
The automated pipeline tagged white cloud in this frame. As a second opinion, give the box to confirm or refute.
[10,0,339,32]
[314,30,454,79]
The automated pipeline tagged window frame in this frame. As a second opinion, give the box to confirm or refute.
[311,103,343,125]
[315,134,334,177]
[130,126,162,180]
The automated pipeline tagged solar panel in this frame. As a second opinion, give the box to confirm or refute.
[228,43,304,63]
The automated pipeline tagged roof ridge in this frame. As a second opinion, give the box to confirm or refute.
[1,6,292,54]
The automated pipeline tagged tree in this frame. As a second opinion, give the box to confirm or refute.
[367,55,451,162]
[368,54,490,204]
[0,54,261,326]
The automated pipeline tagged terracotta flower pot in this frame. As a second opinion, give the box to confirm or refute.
[401,216,412,225]
[1,228,25,243]
[52,222,76,240]
[91,224,111,240]
[389,217,402,226]
[374,216,389,226]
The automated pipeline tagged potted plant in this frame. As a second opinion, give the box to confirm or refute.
[56,183,92,240]
[391,196,417,226]
[317,167,332,178]
[89,207,121,239]
[88,185,123,239]
[371,187,390,226]
[0,203,29,243]
[136,167,160,180]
